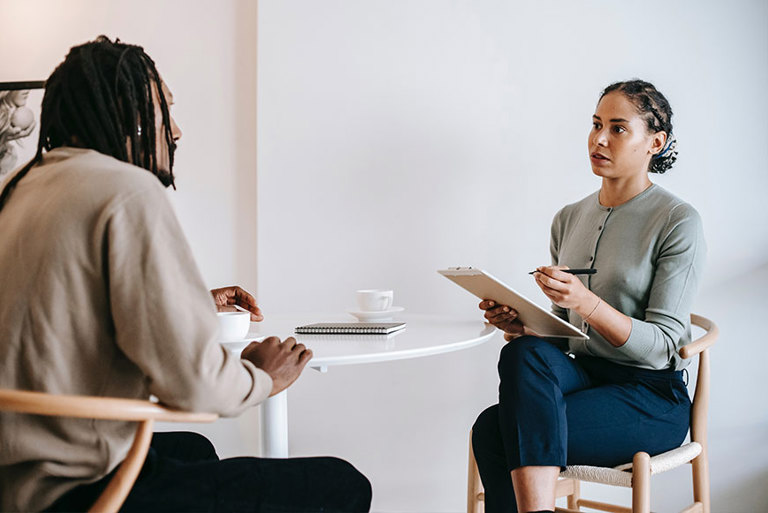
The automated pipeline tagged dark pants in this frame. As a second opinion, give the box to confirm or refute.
[471,336,690,513]
[47,432,372,513]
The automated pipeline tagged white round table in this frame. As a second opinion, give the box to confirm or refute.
[222,313,495,457]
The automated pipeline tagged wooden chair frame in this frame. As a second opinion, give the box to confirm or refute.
[468,313,718,513]
[0,390,218,513]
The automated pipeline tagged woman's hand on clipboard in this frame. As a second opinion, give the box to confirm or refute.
[479,300,542,342]
[479,300,524,338]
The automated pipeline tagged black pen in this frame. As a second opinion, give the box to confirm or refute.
[529,268,597,275]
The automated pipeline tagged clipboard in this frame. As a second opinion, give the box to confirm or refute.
[438,267,588,339]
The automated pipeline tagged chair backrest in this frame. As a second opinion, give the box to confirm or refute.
[0,390,217,513]
[680,314,718,446]
[679,314,718,513]
[0,389,218,422]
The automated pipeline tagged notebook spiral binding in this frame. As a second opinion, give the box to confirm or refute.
[294,322,405,335]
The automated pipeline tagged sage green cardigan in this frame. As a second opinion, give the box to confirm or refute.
[550,184,706,370]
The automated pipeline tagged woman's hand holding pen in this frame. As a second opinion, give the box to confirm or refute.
[532,266,600,320]
[478,300,526,339]
[534,265,633,346]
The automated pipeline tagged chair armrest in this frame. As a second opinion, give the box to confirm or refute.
[679,314,719,360]
[0,389,217,423]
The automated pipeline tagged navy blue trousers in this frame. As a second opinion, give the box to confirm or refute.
[472,336,690,513]
[47,432,372,512]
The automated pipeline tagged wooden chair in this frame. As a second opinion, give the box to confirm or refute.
[467,313,718,513]
[0,389,218,513]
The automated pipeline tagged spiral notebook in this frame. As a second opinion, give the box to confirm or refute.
[295,322,406,335]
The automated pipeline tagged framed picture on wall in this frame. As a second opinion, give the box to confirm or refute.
[0,81,45,179]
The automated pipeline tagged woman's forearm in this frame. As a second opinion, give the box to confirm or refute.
[574,292,632,347]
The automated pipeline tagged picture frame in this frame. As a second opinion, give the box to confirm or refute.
[0,81,45,179]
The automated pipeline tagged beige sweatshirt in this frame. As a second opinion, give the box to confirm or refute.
[0,147,273,512]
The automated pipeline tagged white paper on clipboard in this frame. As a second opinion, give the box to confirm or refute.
[438,267,588,340]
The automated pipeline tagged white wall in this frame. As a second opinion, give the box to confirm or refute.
[258,1,768,512]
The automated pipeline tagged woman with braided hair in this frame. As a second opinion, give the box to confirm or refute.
[0,36,371,512]
[472,80,704,513]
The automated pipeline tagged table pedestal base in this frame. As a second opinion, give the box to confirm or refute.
[260,390,289,457]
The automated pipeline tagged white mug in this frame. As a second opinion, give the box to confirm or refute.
[356,289,394,312]
[217,311,250,340]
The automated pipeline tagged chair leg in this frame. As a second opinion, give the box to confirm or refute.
[467,430,484,513]
[691,448,710,513]
[554,478,581,512]
[567,479,580,511]
[631,452,651,513]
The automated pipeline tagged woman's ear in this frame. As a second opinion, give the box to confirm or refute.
[650,131,667,156]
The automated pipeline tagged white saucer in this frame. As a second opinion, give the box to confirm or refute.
[218,332,263,344]
[348,306,405,322]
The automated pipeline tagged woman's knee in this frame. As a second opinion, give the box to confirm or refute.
[498,335,550,371]
[472,404,502,456]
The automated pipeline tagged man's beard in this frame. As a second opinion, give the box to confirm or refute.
[156,141,176,188]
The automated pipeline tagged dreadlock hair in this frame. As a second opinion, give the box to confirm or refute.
[0,35,176,212]
[600,79,678,174]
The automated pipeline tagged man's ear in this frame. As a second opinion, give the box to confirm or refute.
[650,131,667,156]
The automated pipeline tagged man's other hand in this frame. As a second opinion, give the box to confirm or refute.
[240,337,313,396]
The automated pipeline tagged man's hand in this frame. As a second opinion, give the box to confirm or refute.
[211,286,263,321]
[479,300,525,339]
[240,337,313,396]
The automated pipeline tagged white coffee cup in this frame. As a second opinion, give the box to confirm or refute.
[356,289,394,312]
[217,311,250,340]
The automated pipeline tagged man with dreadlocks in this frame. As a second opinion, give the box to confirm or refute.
[0,37,371,512]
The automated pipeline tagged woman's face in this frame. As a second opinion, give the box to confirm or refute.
[588,92,665,180]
